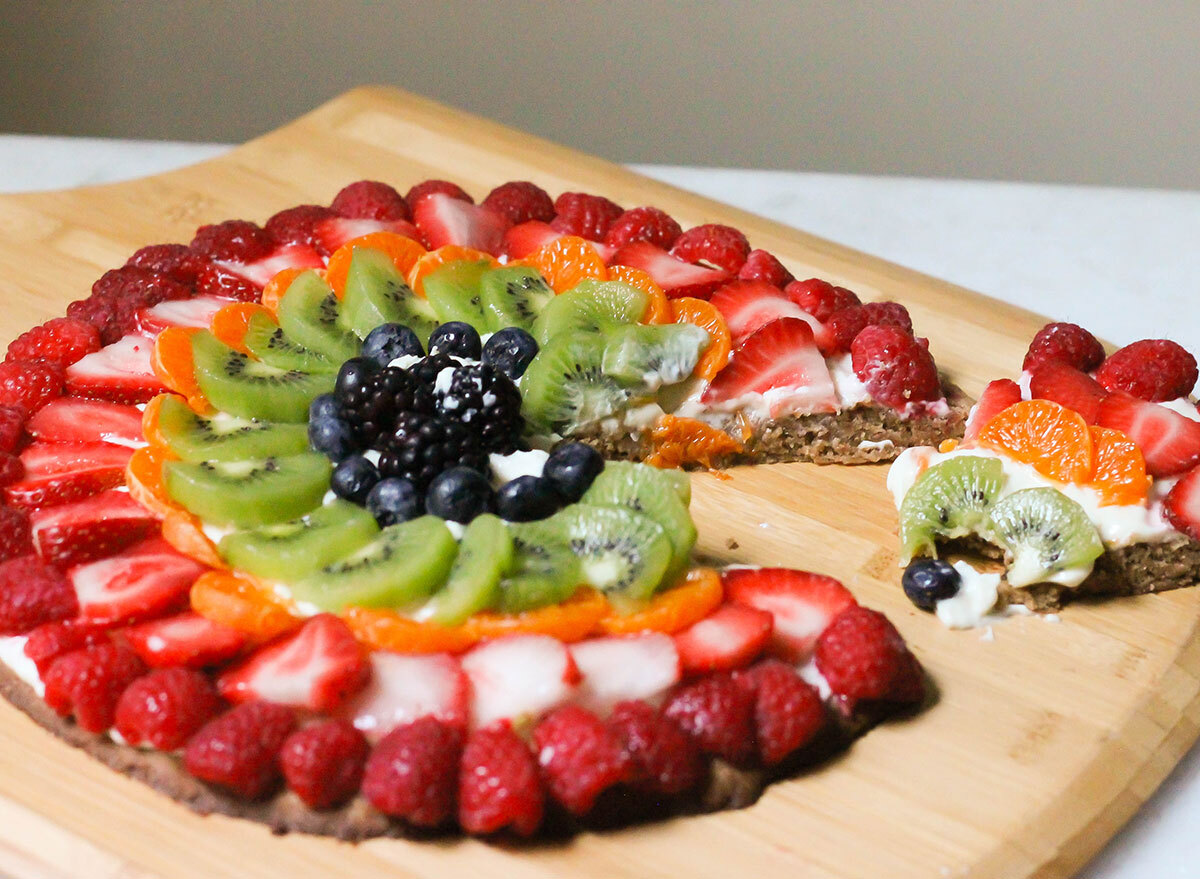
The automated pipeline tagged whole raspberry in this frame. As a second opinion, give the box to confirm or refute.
[189,219,273,262]
[196,263,260,302]
[264,204,338,249]
[114,667,221,750]
[825,307,870,353]
[87,266,191,343]
[24,619,110,676]
[669,224,751,273]
[126,243,206,287]
[662,673,755,764]
[5,318,100,368]
[734,660,826,766]
[0,554,75,634]
[604,206,683,250]
[405,179,473,210]
[331,181,411,222]
[532,705,633,815]
[607,700,705,795]
[362,716,462,825]
[1095,339,1198,402]
[550,191,624,241]
[862,301,913,334]
[0,360,64,414]
[1022,322,1106,373]
[0,453,22,486]
[481,181,555,225]
[184,701,296,798]
[458,720,543,836]
[0,506,32,563]
[0,406,24,453]
[851,325,941,411]
[280,719,369,810]
[784,278,861,322]
[43,643,145,732]
[814,606,925,705]
[737,249,794,287]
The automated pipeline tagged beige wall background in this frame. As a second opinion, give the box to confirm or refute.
[2,0,1198,189]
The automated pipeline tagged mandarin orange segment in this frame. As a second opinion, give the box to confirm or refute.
[259,266,312,314]
[342,606,480,654]
[125,445,176,518]
[209,302,271,354]
[644,415,743,470]
[325,232,427,298]
[976,399,1094,485]
[463,589,609,643]
[140,393,174,449]
[1088,426,1151,506]
[407,245,498,297]
[162,510,226,569]
[597,568,722,635]
[190,570,303,642]
[150,327,211,414]
[608,265,671,324]
[523,236,609,294]
[670,297,731,380]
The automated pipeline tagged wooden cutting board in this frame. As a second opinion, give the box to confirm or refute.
[0,87,1195,879]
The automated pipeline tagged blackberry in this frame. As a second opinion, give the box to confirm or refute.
[407,353,459,413]
[338,366,422,446]
[435,363,524,453]
[377,411,488,492]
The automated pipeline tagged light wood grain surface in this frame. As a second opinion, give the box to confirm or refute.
[0,87,1194,879]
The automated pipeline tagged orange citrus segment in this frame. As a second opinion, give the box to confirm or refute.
[976,399,1094,485]
[140,393,174,449]
[521,236,608,293]
[597,568,723,635]
[210,302,271,354]
[644,415,743,470]
[325,232,427,298]
[125,445,176,518]
[406,246,497,297]
[463,589,609,643]
[342,606,480,654]
[191,570,303,642]
[151,327,210,414]
[162,510,225,569]
[1088,426,1151,506]
[670,297,731,380]
[608,265,671,324]
[260,266,312,315]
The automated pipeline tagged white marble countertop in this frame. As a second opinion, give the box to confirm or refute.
[2,133,1199,878]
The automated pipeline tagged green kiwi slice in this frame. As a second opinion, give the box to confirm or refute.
[557,503,672,610]
[289,516,458,612]
[497,519,583,613]
[154,393,309,462]
[275,270,361,363]
[898,456,1006,561]
[339,247,438,343]
[600,323,710,388]
[479,266,554,332]
[421,259,493,331]
[242,311,336,373]
[983,488,1104,587]
[519,334,636,433]
[217,501,380,582]
[531,280,649,346]
[422,514,514,625]
[190,330,335,423]
[163,452,332,529]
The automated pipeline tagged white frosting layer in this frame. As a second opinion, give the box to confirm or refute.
[0,636,42,696]
[935,562,1003,628]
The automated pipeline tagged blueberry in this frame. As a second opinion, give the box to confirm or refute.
[331,454,381,504]
[494,475,561,522]
[362,323,424,367]
[308,416,357,462]
[428,321,482,360]
[334,357,380,401]
[482,327,539,380]
[425,466,494,523]
[308,393,342,423]
[902,558,962,611]
[366,477,422,526]
[543,442,604,502]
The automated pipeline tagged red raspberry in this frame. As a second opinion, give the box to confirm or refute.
[734,660,825,766]
[0,406,24,453]
[824,307,871,354]
[0,506,32,563]
[43,643,145,732]
[361,716,462,825]
[189,219,273,262]
[481,181,554,225]
[126,243,206,287]
[24,619,109,676]
[5,318,100,369]
[0,453,22,486]
[532,705,633,815]
[550,191,624,241]
[662,673,755,764]
[280,719,369,810]
[669,224,750,273]
[458,720,543,836]
[0,554,75,634]
[737,249,794,287]
[114,667,221,750]
[405,179,473,210]
[0,360,64,415]
[604,206,683,250]
[851,325,941,411]
[784,278,861,322]
[1095,339,1198,402]
[861,301,913,335]
[1022,322,1106,373]
[331,181,411,222]
[264,204,337,250]
[607,700,704,795]
[87,266,191,343]
[814,606,925,705]
[196,262,260,302]
[184,701,296,798]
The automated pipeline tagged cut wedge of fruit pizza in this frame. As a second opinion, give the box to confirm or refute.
[890,321,1200,627]
[0,178,929,840]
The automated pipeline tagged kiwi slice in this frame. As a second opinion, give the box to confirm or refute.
[557,503,672,609]
[421,259,493,331]
[340,247,438,343]
[479,266,554,332]
[191,331,335,423]
[531,280,648,346]
[422,514,514,625]
[154,394,309,462]
[289,516,457,612]
[497,519,583,613]
[581,461,697,579]
[601,323,710,389]
[519,334,636,432]
[898,456,1006,561]
[983,488,1104,588]
[242,311,336,373]
[275,270,361,363]
[163,452,332,529]
[218,501,380,582]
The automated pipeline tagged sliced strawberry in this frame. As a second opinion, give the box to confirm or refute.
[709,279,829,346]
[673,602,774,674]
[1028,362,1108,424]
[1164,466,1200,541]
[25,397,144,446]
[124,611,248,668]
[134,296,231,335]
[502,220,565,260]
[412,192,511,255]
[5,441,134,508]
[700,318,838,416]
[29,489,158,567]
[313,216,421,255]
[723,568,858,662]
[64,334,163,404]
[1096,392,1200,477]
[70,538,207,626]
[567,633,680,715]
[963,378,1023,442]
[338,651,470,742]
[216,614,370,712]
[608,241,731,299]
[215,243,324,289]
[460,634,579,729]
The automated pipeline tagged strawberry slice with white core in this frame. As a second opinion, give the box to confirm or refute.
[963,378,1023,442]
[314,216,421,254]
[568,633,680,716]
[6,441,135,508]
[30,489,158,567]
[413,192,511,255]
[216,613,370,713]
[709,280,827,344]
[501,221,617,262]
[215,243,325,288]
[723,568,858,662]
[65,334,162,404]
[338,651,470,742]
[1028,363,1108,425]
[700,317,838,417]
[673,602,774,674]
[124,611,248,668]
[1164,466,1200,541]
[1096,391,1200,477]
[608,241,731,299]
[69,537,207,626]
[25,397,144,446]
[134,296,232,335]
[461,634,580,729]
